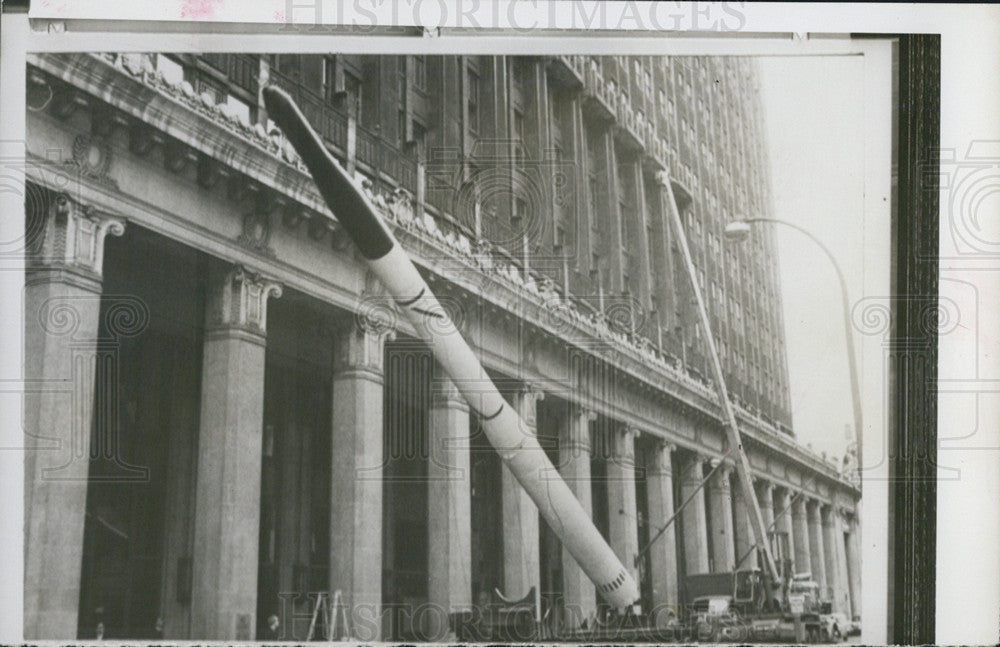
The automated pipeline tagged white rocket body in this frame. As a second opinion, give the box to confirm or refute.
[261,84,640,610]
[370,246,640,609]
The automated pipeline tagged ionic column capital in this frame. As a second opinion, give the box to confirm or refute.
[28,192,125,280]
[611,423,637,462]
[647,439,676,475]
[564,406,595,452]
[838,505,856,525]
[791,495,808,519]
[708,460,732,490]
[206,264,282,337]
[821,503,836,526]
[333,317,392,376]
[572,405,598,425]
[512,382,544,426]
[431,374,470,412]
[517,382,546,406]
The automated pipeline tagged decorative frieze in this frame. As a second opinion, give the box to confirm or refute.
[69,134,117,189]
[237,208,275,257]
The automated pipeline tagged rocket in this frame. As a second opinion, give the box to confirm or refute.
[262,85,640,610]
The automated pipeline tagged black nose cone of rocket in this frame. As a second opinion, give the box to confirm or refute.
[262,85,395,260]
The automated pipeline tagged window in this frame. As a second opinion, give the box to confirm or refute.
[619,205,628,243]
[512,108,526,162]
[343,71,361,120]
[512,196,527,228]
[467,67,480,134]
[322,56,339,103]
[549,95,563,151]
[412,56,427,91]
[512,58,527,97]
[397,56,407,100]
[513,109,525,145]
[195,74,226,104]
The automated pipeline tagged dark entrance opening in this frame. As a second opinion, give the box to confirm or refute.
[470,413,503,605]
[589,418,611,618]
[77,226,205,640]
[255,291,333,640]
[381,338,431,640]
[536,398,564,626]
[634,438,654,611]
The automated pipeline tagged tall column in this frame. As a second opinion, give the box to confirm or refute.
[792,495,812,577]
[755,479,775,539]
[706,462,735,572]
[822,505,848,614]
[806,501,827,596]
[558,406,597,627]
[501,386,542,597]
[679,452,709,575]
[606,425,640,604]
[23,194,125,639]
[328,319,389,641]
[774,488,796,573]
[732,477,757,570]
[832,508,852,616]
[644,441,679,626]
[844,511,862,619]
[191,265,282,640]
[427,375,472,640]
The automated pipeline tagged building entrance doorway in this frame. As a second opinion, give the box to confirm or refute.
[76,227,205,640]
[255,337,332,640]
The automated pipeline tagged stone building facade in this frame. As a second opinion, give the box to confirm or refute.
[22,52,860,641]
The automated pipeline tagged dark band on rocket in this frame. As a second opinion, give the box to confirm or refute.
[395,288,425,307]
[480,403,504,421]
[262,86,395,260]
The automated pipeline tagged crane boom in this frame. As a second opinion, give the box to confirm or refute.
[656,172,782,593]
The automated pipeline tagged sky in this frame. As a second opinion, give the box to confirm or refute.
[755,55,867,463]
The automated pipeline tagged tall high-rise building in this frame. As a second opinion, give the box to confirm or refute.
[22,52,859,641]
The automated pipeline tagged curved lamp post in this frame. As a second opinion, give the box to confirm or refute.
[723,218,863,480]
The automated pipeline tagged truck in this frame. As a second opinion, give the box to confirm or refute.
[684,562,828,643]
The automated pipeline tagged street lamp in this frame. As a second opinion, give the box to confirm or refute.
[723,217,863,481]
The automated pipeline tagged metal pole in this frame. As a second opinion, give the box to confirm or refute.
[635,448,737,567]
[740,217,863,478]
[734,489,803,570]
[656,172,782,593]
